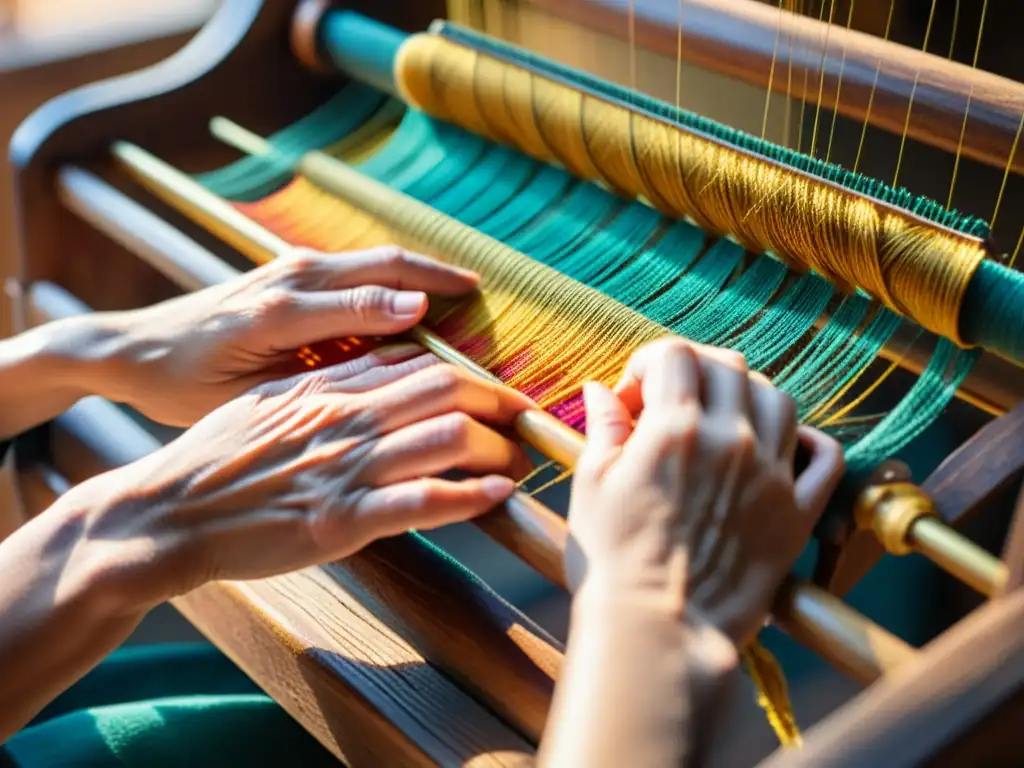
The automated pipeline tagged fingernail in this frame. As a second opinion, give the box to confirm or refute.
[481,475,515,502]
[392,291,426,317]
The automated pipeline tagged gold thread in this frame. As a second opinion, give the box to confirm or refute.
[893,0,939,188]
[396,34,985,345]
[947,0,988,209]
[853,0,895,173]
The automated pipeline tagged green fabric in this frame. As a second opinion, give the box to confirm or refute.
[2,644,340,767]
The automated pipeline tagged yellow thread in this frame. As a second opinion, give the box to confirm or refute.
[530,468,575,497]
[1010,225,1024,270]
[761,0,786,140]
[782,1,795,147]
[991,110,1024,233]
[818,354,906,428]
[947,0,960,60]
[808,0,837,158]
[824,0,856,165]
[797,0,828,155]
[517,459,559,489]
[241,174,668,411]
[853,0,895,173]
[744,642,802,748]
[395,34,985,345]
[947,0,988,209]
[893,0,938,188]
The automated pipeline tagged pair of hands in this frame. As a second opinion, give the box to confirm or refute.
[67,245,843,652]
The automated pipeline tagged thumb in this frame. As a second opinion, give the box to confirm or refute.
[793,426,845,523]
[272,286,428,349]
[582,381,633,456]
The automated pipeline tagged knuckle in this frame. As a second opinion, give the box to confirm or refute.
[283,249,319,277]
[719,348,749,372]
[381,246,411,270]
[662,403,700,441]
[436,411,474,449]
[346,285,390,318]
[410,481,442,509]
[421,364,467,399]
[259,288,297,320]
[727,419,757,461]
[651,336,695,359]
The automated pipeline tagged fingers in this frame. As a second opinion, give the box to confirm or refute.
[582,381,633,455]
[614,337,701,415]
[320,352,440,394]
[344,475,515,542]
[614,338,797,461]
[284,246,480,296]
[265,285,432,349]
[356,364,535,435]
[696,346,753,421]
[356,412,533,485]
[745,374,798,462]
[252,344,433,397]
[793,426,845,523]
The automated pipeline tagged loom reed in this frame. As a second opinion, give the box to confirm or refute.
[109,137,923,687]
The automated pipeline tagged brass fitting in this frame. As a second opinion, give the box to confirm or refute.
[853,482,937,556]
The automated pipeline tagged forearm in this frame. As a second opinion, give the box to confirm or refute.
[538,592,739,768]
[0,476,146,741]
[0,315,120,440]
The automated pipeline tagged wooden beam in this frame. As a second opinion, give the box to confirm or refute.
[519,0,1024,175]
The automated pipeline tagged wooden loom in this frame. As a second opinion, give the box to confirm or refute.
[7,0,1024,765]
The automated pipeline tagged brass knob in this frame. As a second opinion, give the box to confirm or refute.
[853,482,937,556]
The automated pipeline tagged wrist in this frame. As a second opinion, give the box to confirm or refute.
[21,477,150,624]
[26,312,130,401]
[50,467,174,618]
[571,582,741,674]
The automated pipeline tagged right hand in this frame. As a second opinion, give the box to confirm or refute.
[566,338,845,649]
[70,349,534,613]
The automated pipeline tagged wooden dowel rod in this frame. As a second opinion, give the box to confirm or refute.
[517,0,1024,176]
[108,140,919,683]
[773,577,916,685]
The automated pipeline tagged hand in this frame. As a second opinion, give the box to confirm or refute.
[567,338,844,648]
[68,356,534,612]
[85,245,480,426]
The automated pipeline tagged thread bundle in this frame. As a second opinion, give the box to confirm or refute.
[395,33,988,347]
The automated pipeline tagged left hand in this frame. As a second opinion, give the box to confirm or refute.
[77,245,479,426]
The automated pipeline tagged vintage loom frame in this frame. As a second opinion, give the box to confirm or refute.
[6,0,1024,765]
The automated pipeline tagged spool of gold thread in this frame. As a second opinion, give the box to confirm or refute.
[394,34,986,347]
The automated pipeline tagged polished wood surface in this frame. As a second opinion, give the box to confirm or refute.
[520,0,1024,175]
[762,588,1024,767]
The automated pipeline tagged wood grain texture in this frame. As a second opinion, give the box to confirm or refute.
[28,392,549,766]
[760,588,1024,767]
[174,571,535,767]
[519,0,1024,174]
